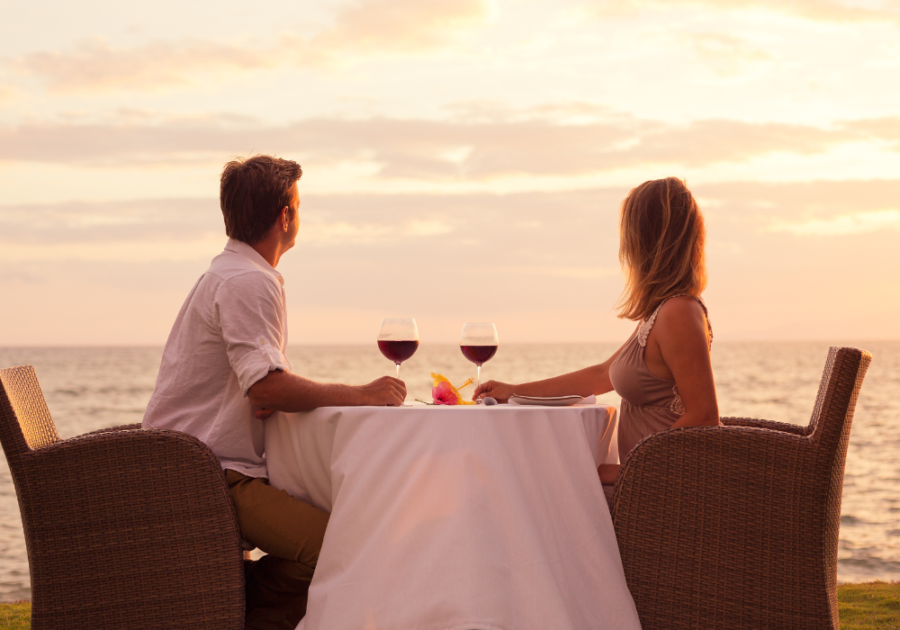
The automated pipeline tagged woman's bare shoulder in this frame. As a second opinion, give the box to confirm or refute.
[654,297,708,331]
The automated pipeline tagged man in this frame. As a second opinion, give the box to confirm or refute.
[143,155,406,630]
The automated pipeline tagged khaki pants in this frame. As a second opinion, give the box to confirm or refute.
[225,469,330,630]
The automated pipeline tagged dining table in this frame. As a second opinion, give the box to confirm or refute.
[264,401,642,630]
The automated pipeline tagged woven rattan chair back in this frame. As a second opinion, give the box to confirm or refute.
[612,346,872,630]
[0,364,245,629]
[0,365,60,456]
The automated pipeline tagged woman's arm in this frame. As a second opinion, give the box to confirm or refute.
[646,298,719,428]
[471,339,630,402]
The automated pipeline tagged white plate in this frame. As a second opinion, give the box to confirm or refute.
[508,394,584,407]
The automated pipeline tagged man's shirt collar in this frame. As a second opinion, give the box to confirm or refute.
[224,238,284,285]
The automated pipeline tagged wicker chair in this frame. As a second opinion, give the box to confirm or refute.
[0,365,245,630]
[609,346,872,630]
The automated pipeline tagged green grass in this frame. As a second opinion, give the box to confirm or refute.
[838,581,900,629]
[0,601,28,630]
[0,583,897,628]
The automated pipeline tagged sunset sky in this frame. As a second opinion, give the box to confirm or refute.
[2,0,899,344]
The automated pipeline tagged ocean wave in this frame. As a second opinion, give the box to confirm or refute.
[838,557,900,572]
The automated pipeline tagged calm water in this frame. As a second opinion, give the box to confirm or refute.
[1,342,898,600]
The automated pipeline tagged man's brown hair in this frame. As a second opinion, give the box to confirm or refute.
[616,177,707,321]
[220,155,302,244]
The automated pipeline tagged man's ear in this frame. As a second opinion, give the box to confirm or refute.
[281,206,290,231]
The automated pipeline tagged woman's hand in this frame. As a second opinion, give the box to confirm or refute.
[472,380,518,403]
[597,463,620,485]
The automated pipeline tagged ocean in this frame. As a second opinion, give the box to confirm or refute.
[1,342,898,601]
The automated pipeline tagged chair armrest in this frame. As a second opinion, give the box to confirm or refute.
[82,423,143,435]
[612,423,811,532]
[611,425,823,629]
[721,416,806,435]
[17,428,244,628]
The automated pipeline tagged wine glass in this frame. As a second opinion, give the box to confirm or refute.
[460,322,498,390]
[377,318,419,378]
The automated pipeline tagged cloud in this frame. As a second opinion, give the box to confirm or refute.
[769,209,900,236]
[0,197,223,248]
[584,0,900,24]
[698,178,900,218]
[1,110,897,179]
[443,100,628,125]
[536,266,620,278]
[0,84,17,102]
[3,180,900,344]
[0,187,627,344]
[839,117,900,150]
[6,179,900,258]
[689,178,900,340]
[11,40,278,93]
[696,179,900,241]
[686,32,773,76]
[0,186,623,255]
[309,0,492,55]
[0,269,43,284]
[7,0,493,93]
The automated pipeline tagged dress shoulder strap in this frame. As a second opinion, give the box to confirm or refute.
[638,295,713,347]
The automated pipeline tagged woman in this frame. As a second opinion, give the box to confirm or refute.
[473,177,719,485]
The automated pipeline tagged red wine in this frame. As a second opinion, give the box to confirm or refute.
[378,339,419,363]
[461,345,498,365]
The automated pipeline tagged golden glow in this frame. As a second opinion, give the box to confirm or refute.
[1,0,899,343]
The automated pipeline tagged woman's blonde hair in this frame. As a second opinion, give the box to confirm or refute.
[616,177,707,321]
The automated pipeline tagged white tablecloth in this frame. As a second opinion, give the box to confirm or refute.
[265,403,641,630]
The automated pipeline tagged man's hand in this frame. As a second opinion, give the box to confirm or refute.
[357,376,407,406]
[254,407,276,420]
[472,380,517,403]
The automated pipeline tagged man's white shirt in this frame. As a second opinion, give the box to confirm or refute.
[143,238,290,478]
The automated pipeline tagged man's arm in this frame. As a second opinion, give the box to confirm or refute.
[248,370,406,412]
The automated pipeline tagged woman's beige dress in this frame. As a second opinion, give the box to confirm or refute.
[608,295,713,460]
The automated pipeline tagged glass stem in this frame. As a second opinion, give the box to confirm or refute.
[476,364,482,390]
[396,362,401,378]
